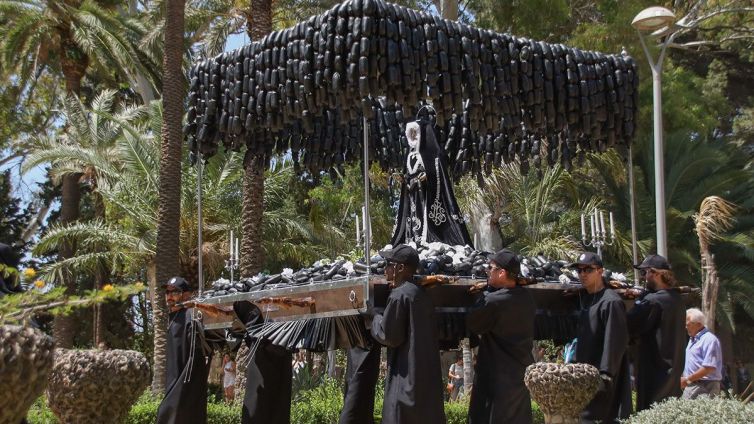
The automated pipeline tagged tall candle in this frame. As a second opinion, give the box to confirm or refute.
[229,230,234,260]
[590,213,596,239]
[599,211,606,237]
[580,213,586,240]
[235,237,240,261]
[609,212,615,238]
[362,205,367,241]
[355,214,360,243]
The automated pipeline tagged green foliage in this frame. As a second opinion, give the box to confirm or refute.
[0,170,34,250]
[290,378,345,424]
[0,283,146,324]
[624,396,754,424]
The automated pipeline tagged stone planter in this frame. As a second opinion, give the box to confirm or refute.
[47,349,151,424]
[524,362,600,424]
[0,325,55,424]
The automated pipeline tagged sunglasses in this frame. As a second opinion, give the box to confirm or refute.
[165,289,183,295]
[639,269,656,277]
[576,267,598,274]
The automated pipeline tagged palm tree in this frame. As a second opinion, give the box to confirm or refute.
[695,196,736,333]
[22,90,142,345]
[1,0,159,347]
[153,0,187,394]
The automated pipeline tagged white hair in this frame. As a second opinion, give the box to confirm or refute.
[686,308,706,324]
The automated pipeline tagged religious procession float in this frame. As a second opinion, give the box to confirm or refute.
[183,0,697,352]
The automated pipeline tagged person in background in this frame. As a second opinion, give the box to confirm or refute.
[681,308,723,399]
[448,356,464,401]
[570,252,631,423]
[736,360,751,395]
[467,249,536,424]
[627,254,686,411]
[222,353,236,402]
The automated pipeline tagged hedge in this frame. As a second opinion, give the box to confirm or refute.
[27,382,546,424]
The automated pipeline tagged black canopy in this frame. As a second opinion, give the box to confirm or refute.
[186,0,638,180]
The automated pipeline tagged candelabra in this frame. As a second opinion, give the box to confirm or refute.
[580,209,615,257]
[225,230,240,284]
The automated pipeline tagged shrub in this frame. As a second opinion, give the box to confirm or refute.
[624,396,754,424]
[290,378,344,424]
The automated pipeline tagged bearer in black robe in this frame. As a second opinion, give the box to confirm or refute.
[157,277,214,424]
[628,254,685,411]
[390,117,472,247]
[233,300,293,424]
[569,252,631,423]
[467,249,536,424]
[338,342,381,424]
[370,244,446,424]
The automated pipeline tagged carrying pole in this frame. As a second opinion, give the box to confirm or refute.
[363,116,371,270]
[197,153,204,295]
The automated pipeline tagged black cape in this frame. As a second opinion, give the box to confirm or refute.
[390,120,472,247]
[467,286,536,424]
[156,308,213,424]
[575,288,632,424]
[627,289,686,411]
[371,280,446,424]
[233,301,293,424]
[338,343,381,424]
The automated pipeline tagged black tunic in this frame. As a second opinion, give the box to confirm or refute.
[371,280,446,424]
[233,301,293,424]
[575,288,632,424]
[627,289,686,411]
[467,286,536,424]
[338,343,381,424]
[157,308,213,424]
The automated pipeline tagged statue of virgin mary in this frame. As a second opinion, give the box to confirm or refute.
[390,116,473,247]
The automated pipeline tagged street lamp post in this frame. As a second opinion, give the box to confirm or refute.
[632,6,677,258]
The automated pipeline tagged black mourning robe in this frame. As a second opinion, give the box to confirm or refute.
[157,308,213,424]
[233,301,293,424]
[627,289,686,411]
[338,343,381,424]
[390,120,472,247]
[467,286,536,424]
[575,288,632,424]
[371,280,446,424]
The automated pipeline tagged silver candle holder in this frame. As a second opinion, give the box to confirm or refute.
[580,209,615,257]
[225,230,240,284]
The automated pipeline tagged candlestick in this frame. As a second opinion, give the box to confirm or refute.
[229,230,234,261]
[355,214,360,244]
[590,213,596,239]
[609,212,615,239]
[362,205,367,243]
[235,237,240,261]
[580,213,586,240]
[599,211,606,237]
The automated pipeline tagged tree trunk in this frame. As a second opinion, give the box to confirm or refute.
[52,172,82,348]
[461,338,473,397]
[235,0,272,403]
[93,191,109,347]
[701,244,719,332]
[241,163,266,277]
[152,0,186,394]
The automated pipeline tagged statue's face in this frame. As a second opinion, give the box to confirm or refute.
[407,128,420,150]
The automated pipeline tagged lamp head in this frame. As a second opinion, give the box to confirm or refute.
[632,6,675,32]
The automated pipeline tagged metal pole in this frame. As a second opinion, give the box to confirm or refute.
[651,65,667,257]
[363,116,371,269]
[197,153,204,295]
[628,145,640,285]
[637,31,671,258]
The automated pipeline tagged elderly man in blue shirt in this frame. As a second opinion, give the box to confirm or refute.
[681,308,723,399]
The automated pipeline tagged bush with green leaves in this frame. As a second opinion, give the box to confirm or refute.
[624,396,754,424]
